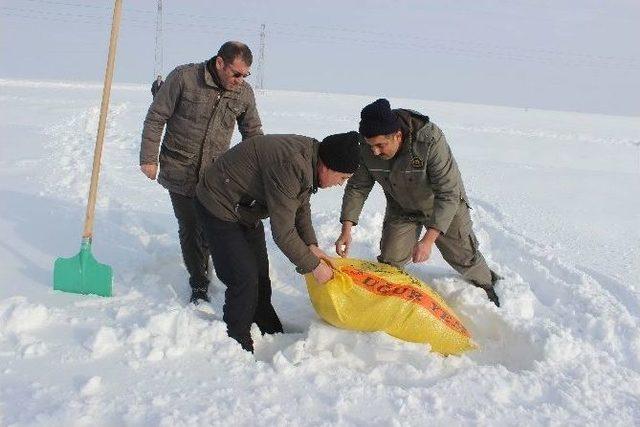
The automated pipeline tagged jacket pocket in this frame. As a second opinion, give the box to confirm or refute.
[234,197,268,228]
[222,102,244,128]
[455,212,478,252]
[369,169,391,191]
[177,90,208,121]
[159,144,197,185]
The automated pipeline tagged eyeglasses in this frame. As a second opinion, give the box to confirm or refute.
[226,64,251,79]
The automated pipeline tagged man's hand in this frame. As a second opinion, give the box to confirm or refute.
[140,163,158,180]
[412,227,440,263]
[309,244,337,269]
[412,240,433,263]
[335,221,354,257]
[312,260,334,284]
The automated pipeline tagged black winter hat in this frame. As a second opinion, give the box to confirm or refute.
[318,131,361,173]
[359,98,401,138]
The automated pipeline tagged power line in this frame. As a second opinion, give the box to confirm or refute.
[153,0,163,78]
[257,24,266,90]
[2,6,639,71]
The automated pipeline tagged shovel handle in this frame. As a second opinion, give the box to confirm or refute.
[82,0,123,239]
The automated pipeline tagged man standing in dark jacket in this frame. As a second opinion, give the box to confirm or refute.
[336,99,501,306]
[139,41,263,304]
[195,132,361,352]
[150,75,163,98]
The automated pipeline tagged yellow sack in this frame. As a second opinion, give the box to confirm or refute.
[305,258,476,355]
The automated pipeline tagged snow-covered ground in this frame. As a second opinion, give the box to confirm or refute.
[1,79,639,426]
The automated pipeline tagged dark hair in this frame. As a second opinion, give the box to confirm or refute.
[217,41,253,66]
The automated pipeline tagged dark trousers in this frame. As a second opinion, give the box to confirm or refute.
[169,192,210,290]
[195,199,283,352]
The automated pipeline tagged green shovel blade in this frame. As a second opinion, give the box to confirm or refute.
[54,239,112,297]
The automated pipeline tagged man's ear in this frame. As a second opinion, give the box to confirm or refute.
[317,158,329,180]
[215,56,224,70]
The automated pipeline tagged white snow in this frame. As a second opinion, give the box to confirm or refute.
[0,79,639,425]
[80,376,103,397]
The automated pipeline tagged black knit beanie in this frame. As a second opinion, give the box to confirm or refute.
[359,98,400,138]
[318,131,360,173]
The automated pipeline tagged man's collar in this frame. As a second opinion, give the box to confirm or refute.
[204,58,221,88]
[398,130,412,155]
[204,56,241,93]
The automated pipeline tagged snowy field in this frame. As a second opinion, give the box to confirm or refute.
[0,79,639,425]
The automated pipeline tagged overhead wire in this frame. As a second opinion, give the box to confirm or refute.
[2,3,638,70]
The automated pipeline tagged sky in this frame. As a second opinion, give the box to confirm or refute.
[1,0,639,116]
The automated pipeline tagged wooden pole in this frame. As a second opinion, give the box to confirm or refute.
[82,0,123,239]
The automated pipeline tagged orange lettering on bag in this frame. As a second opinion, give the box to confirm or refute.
[341,266,470,337]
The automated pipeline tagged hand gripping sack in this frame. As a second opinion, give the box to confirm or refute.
[305,258,476,355]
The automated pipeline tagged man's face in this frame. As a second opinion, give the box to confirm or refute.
[318,162,354,189]
[364,130,402,159]
[215,56,251,90]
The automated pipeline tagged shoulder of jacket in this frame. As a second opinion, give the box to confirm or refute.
[238,81,256,100]
[399,108,429,120]
[263,150,310,194]
[165,63,197,82]
[287,141,314,181]
[415,121,443,144]
[174,63,198,74]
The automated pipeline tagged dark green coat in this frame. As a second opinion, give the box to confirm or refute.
[196,134,321,274]
[140,58,263,197]
[341,109,468,234]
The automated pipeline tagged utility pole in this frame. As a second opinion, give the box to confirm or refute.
[257,23,266,90]
[153,0,163,78]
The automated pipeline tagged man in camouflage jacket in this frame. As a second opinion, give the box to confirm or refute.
[139,41,263,304]
[336,99,501,306]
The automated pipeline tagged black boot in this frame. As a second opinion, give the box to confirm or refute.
[229,331,254,353]
[470,270,502,307]
[254,304,283,336]
[490,270,503,285]
[486,270,503,307]
[189,287,210,305]
[485,287,500,307]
